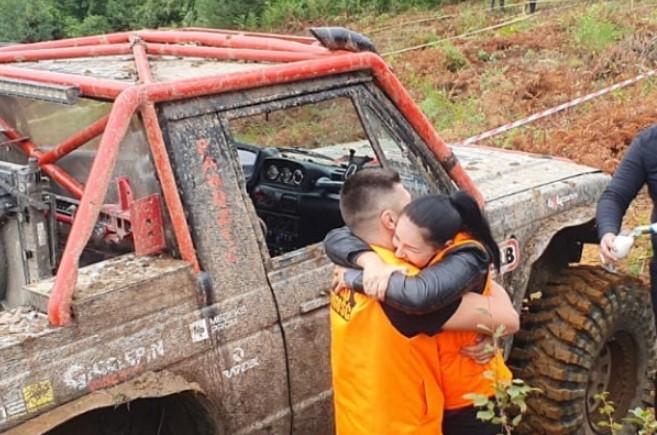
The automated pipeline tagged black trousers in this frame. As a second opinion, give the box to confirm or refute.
[443,406,502,435]
[650,253,657,330]
[650,241,657,409]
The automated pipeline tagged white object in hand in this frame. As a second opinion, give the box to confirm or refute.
[613,235,634,259]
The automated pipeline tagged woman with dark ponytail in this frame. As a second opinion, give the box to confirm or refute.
[393,191,500,271]
[389,190,512,435]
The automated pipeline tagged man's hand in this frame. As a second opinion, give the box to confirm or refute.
[460,335,496,364]
[331,267,347,293]
[600,232,618,264]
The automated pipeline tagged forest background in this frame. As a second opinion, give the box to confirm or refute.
[0,0,463,43]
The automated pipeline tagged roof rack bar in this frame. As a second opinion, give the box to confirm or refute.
[0,65,128,99]
[136,30,329,54]
[181,27,318,44]
[48,86,141,325]
[0,43,132,64]
[132,38,200,272]
[0,32,131,53]
[146,43,325,63]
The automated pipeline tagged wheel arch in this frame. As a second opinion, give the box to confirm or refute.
[5,370,222,435]
[507,204,598,310]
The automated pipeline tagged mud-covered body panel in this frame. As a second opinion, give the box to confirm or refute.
[453,144,601,201]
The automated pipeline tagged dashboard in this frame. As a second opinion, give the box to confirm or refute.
[262,159,306,188]
[237,144,349,256]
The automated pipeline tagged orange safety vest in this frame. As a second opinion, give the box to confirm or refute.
[330,245,444,435]
[388,232,513,410]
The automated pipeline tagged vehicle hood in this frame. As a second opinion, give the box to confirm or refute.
[452,145,603,201]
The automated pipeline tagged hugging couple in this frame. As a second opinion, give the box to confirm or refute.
[325,168,519,435]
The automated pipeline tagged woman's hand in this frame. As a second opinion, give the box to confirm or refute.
[363,264,404,300]
[356,252,404,300]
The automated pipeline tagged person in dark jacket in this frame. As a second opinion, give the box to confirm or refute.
[597,124,657,328]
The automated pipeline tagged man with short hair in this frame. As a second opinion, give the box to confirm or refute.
[327,168,518,434]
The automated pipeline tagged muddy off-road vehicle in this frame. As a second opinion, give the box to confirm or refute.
[0,27,653,435]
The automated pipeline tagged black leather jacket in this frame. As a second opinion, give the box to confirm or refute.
[324,226,489,315]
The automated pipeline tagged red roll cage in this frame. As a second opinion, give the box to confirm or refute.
[0,28,481,326]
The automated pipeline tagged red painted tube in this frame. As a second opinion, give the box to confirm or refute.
[43,166,85,198]
[0,32,131,52]
[56,213,74,224]
[46,50,482,327]
[146,43,324,63]
[137,30,328,54]
[141,104,200,272]
[132,40,153,84]
[48,86,142,326]
[0,116,85,197]
[181,27,318,44]
[133,39,200,271]
[143,54,365,102]
[0,43,132,64]
[39,115,109,165]
[0,65,128,100]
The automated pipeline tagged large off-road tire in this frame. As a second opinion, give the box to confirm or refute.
[509,266,657,434]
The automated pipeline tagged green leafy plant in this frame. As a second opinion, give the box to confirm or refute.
[572,6,627,53]
[441,41,469,72]
[626,407,657,435]
[593,391,657,434]
[464,322,541,435]
[595,392,624,434]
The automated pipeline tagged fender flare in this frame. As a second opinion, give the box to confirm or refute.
[5,371,205,435]
[506,203,597,309]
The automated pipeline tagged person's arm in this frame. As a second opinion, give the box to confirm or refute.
[324,228,406,298]
[597,135,648,261]
[343,246,489,314]
[323,226,371,268]
[441,281,519,336]
[341,268,462,337]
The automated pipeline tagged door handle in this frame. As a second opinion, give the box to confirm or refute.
[300,293,330,314]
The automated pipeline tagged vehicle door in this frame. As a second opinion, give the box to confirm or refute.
[158,101,293,433]
[216,74,455,432]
